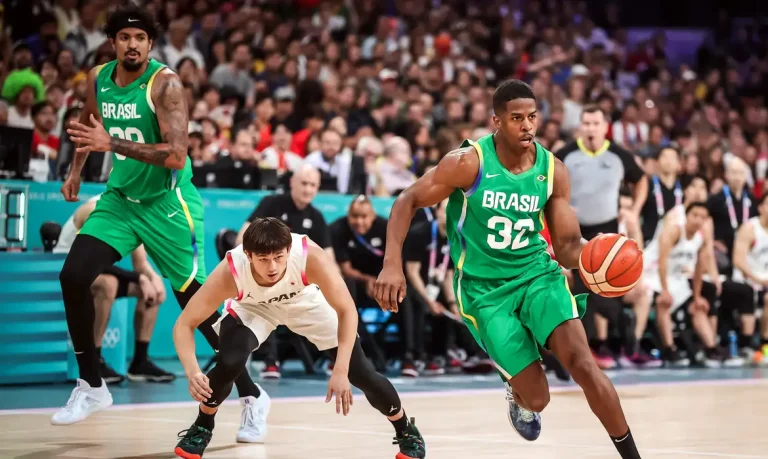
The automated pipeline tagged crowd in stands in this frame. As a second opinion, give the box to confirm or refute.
[4,0,768,379]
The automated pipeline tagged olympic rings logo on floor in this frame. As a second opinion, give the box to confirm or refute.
[101,328,121,349]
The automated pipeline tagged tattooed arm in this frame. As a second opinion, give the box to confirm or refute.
[109,70,189,169]
[69,69,190,170]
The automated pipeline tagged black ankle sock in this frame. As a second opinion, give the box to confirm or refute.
[96,347,102,359]
[390,411,410,436]
[610,429,640,459]
[76,351,102,387]
[195,408,216,431]
[133,340,149,365]
[738,333,752,349]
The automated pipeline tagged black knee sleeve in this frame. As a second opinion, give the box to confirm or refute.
[328,339,402,417]
[204,315,260,407]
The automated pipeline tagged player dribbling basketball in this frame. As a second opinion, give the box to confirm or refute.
[375,80,641,458]
[172,218,425,459]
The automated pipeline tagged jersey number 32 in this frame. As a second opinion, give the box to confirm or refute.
[108,127,145,160]
[487,216,534,250]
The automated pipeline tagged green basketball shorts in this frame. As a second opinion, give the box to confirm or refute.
[454,267,587,380]
[79,183,207,292]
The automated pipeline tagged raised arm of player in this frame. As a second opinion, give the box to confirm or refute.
[374,147,478,312]
[544,158,586,269]
[173,260,238,402]
[304,240,356,415]
[60,68,100,202]
[733,221,760,284]
[67,69,189,170]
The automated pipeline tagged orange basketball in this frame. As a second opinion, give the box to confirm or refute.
[578,233,643,298]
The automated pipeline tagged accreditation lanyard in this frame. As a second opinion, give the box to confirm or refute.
[353,232,383,257]
[428,221,451,284]
[723,185,750,229]
[652,175,682,217]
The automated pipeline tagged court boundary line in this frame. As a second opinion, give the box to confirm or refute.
[1,375,767,415]
[37,412,768,458]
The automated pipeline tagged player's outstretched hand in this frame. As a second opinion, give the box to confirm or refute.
[67,114,112,154]
[374,266,406,313]
[326,371,353,416]
[187,371,212,403]
[60,175,81,202]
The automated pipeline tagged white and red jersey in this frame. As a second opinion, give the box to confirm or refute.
[216,233,339,351]
[733,217,768,287]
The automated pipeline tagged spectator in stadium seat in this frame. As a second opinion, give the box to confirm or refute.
[28,101,59,182]
[305,129,367,194]
[149,17,204,71]
[208,41,254,98]
[7,85,37,129]
[330,195,390,370]
[612,100,649,153]
[259,123,303,176]
[374,136,417,197]
[236,163,334,379]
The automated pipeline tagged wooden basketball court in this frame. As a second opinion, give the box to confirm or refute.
[0,379,765,458]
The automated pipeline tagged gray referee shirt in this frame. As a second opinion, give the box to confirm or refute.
[555,139,644,227]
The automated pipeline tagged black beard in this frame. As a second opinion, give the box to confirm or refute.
[121,59,143,72]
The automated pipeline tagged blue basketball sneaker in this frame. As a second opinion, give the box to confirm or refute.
[505,383,541,441]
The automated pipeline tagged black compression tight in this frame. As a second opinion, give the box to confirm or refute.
[203,315,261,407]
[174,284,261,400]
[327,338,402,417]
[60,234,122,386]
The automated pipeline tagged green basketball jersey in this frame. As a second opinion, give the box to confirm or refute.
[446,134,558,280]
[95,59,192,202]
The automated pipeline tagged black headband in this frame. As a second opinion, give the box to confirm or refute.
[106,15,155,40]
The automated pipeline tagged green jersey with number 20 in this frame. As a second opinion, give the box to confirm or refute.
[446,134,558,280]
[95,58,192,202]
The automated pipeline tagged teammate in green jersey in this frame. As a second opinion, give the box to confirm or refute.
[375,80,641,459]
[53,7,266,440]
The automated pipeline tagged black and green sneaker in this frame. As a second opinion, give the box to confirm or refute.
[174,425,212,459]
[393,418,426,459]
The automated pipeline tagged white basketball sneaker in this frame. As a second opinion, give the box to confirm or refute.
[235,385,271,443]
[51,379,113,425]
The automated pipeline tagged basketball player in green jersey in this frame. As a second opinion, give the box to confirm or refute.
[53,6,266,440]
[375,80,641,458]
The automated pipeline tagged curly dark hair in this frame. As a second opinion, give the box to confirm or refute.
[104,4,158,40]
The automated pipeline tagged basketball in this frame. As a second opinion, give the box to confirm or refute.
[578,233,643,298]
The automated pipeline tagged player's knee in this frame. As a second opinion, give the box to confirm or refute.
[565,352,600,385]
[216,350,248,375]
[60,263,96,291]
[92,275,118,301]
[525,391,550,412]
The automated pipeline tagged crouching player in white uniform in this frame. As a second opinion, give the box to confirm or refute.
[732,193,768,364]
[647,202,742,368]
[172,217,426,459]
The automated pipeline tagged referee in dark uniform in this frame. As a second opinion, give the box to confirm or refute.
[236,163,334,379]
[555,105,648,357]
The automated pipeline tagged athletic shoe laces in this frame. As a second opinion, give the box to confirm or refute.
[505,385,535,422]
[62,387,88,413]
[241,400,266,430]
[177,426,210,447]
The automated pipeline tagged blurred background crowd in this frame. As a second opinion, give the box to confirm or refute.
[3,0,768,380]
